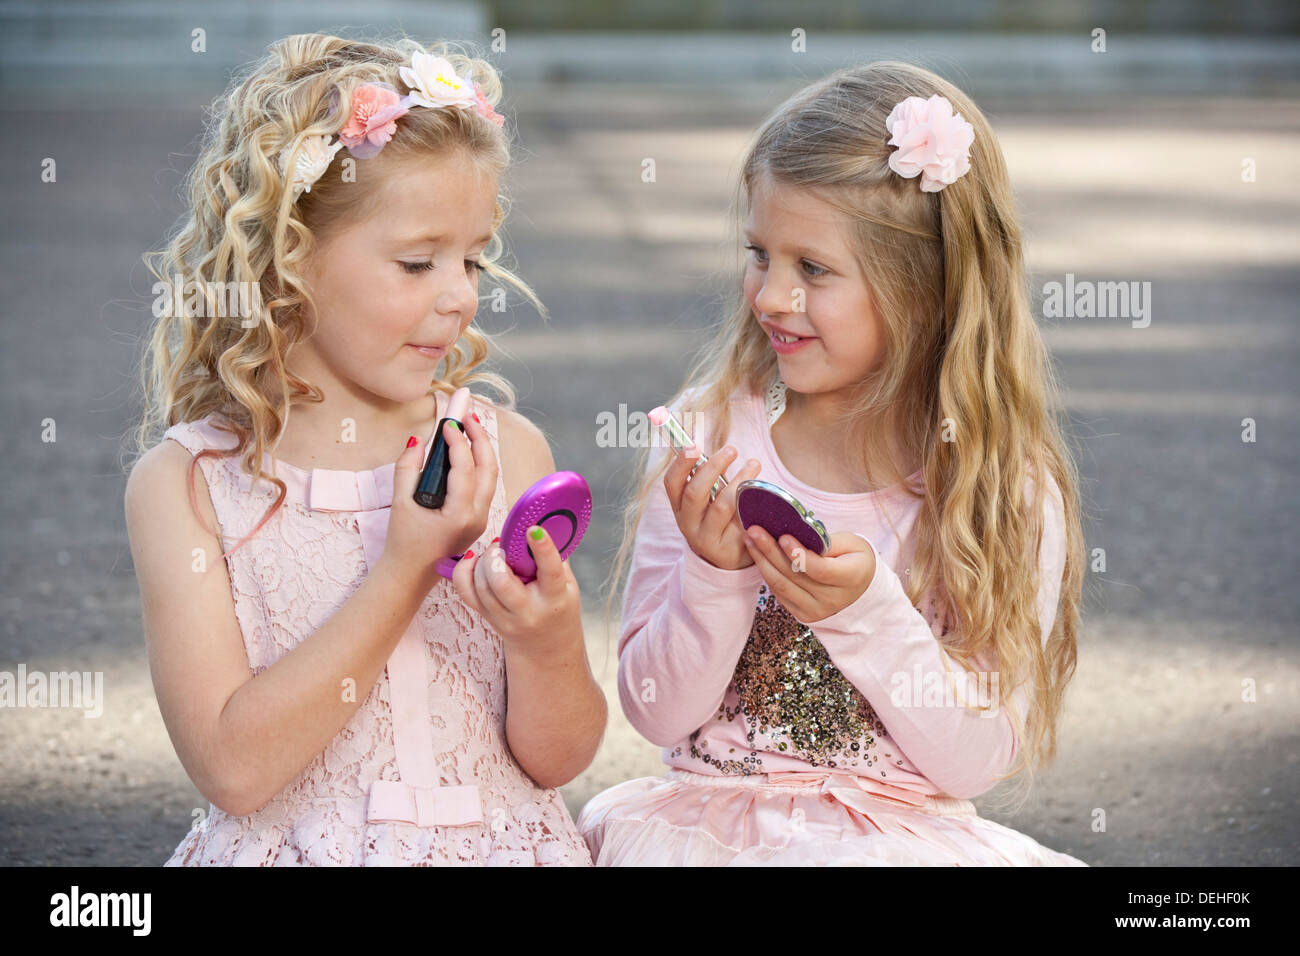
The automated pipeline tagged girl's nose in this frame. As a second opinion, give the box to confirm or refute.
[755,274,796,316]
[437,265,480,317]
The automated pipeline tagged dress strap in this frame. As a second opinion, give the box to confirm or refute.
[162,416,239,457]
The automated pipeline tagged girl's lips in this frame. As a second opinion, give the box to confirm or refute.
[409,344,447,359]
[767,327,816,355]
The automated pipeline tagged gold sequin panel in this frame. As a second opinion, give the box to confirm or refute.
[673,585,895,776]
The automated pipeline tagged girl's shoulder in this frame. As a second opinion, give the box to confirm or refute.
[126,416,239,550]
[145,415,253,514]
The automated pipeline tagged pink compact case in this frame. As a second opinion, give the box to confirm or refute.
[435,470,592,584]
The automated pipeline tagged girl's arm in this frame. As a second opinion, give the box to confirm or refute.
[617,441,766,746]
[126,439,434,817]
[490,409,606,789]
[803,473,1069,800]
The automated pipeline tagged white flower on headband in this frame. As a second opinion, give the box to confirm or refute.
[277,135,344,198]
[885,94,974,193]
[400,52,477,110]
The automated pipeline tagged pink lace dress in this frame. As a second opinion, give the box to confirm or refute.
[158,392,592,866]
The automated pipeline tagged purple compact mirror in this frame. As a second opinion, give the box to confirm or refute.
[435,470,592,584]
[734,478,831,556]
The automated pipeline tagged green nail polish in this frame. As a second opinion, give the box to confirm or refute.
[528,526,545,542]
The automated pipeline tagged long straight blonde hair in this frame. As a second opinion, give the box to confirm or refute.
[604,61,1085,811]
[126,33,542,556]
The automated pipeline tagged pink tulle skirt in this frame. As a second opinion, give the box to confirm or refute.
[577,768,1088,866]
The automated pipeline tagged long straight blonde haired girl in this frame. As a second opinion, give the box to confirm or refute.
[605,60,1086,811]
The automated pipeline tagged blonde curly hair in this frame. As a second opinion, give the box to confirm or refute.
[603,61,1088,812]
[126,32,541,556]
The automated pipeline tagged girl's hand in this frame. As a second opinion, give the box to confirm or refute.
[741,529,878,624]
[384,412,499,592]
[452,525,583,656]
[663,444,762,570]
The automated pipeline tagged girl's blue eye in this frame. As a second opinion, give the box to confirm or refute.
[745,244,827,278]
[466,259,485,276]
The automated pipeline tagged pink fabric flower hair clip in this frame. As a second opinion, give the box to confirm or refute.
[337,81,409,159]
[276,51,505,196]
[884,93,974,193]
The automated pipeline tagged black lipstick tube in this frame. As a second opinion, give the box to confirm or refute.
[414,387,470,509]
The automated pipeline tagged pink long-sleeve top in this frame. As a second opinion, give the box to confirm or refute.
[617,384,1068,801]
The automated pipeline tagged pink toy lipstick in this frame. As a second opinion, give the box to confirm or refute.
[648,405,727,500]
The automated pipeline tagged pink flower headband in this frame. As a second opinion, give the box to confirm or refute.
[278,51,505,198]
[884,93,974,193]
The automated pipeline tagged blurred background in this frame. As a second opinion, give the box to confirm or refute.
[1,0,1296,866]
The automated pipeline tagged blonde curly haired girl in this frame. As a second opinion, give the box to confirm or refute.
[124,33,603,866]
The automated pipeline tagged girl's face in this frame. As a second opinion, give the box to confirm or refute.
[294,151,499,417]
[742,174,885,399]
